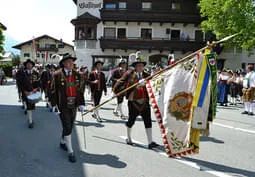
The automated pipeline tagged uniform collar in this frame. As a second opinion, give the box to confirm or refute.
[95,69,101,74]
[120,67,126,72]
[137,72,143,75]
[26,69,33,74]
[64,68,72,75]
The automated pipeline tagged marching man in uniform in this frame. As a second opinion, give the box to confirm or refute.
[242,64,255,116]
[48,64,57,112]
[111,58,128,119]
[40,64,51,107]
[115,53,159,149]
[88,60,107,122]
[51,53,85,163]
[21,59,40,128]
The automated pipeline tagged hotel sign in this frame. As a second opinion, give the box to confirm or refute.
[77,0,102,17]
[79,1,102,9]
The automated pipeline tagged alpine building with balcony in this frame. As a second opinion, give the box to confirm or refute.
[71,0,210,70]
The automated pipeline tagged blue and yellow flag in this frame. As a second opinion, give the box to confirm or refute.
[192,49,211,107]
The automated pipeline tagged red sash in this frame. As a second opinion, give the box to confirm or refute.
[66,74,77,97]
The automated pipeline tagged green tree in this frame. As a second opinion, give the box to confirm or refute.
[12,55,20,66]
[199,0,255,50]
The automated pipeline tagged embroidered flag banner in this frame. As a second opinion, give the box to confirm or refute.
[146,54,203,157]
[205,52,217,120]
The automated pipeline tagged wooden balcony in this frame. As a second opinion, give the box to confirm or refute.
[100,37,205,52]
[100,9,202,25]
[37,47,58,52]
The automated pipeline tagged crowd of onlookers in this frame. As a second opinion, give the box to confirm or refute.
[217,68,246,106]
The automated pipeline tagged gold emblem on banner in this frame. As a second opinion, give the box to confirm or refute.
[168,92,193,122]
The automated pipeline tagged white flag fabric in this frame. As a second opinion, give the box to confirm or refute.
[146,54,203,157]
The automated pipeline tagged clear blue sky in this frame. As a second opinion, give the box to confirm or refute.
[0,0,77,44]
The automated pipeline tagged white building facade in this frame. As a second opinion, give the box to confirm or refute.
[13,35,75,65]
[72,0,255,71]
[72,0,208,71]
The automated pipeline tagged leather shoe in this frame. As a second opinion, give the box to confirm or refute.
[126,139,134,146]
[60,143,68,151]
[242,111,249,114]
[96,117,103,123]
[28,121,34,129]
[68,153,76,163]
[248,112,254,116]
[148,142,159,149]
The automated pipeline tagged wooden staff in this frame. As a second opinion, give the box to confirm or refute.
[82,34,238,116]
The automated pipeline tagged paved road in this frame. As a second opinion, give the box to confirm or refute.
[0,81,254,177]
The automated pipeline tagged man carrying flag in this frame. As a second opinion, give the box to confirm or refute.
[116,52,159,149]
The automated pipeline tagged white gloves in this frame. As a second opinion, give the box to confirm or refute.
[109,92,116,100]
[52,106,61,115]
[79,105,85,112]
[138,79,146,86]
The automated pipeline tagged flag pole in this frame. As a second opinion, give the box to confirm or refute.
[82,34,238,116]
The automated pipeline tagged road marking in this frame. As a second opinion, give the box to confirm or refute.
[119,136,234,177]
[213,122,255,134]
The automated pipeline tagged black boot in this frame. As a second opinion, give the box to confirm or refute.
[248,112,254,116]
[126,138,134,146]
[148,142,159,149]
[68,153,76,163]
[28,121,34,129]
[60,143,68,151]
[242,111,249,114]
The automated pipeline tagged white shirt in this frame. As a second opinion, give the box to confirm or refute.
[64,68,72,76]
[26,70,33,75]
[137,72,143,80]
[235,77,240,83]
[243,71,255,88]
[219,74,229,81]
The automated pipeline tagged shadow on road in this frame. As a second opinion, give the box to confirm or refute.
[0,104,85,177]
[200,136,224,144]
[78,151,127,169]
[75,120,105,128]
[93,135,127,146]
[183,157,255,177]
[101,118,126,124]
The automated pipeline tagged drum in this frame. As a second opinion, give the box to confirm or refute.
[27,92,42,104]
